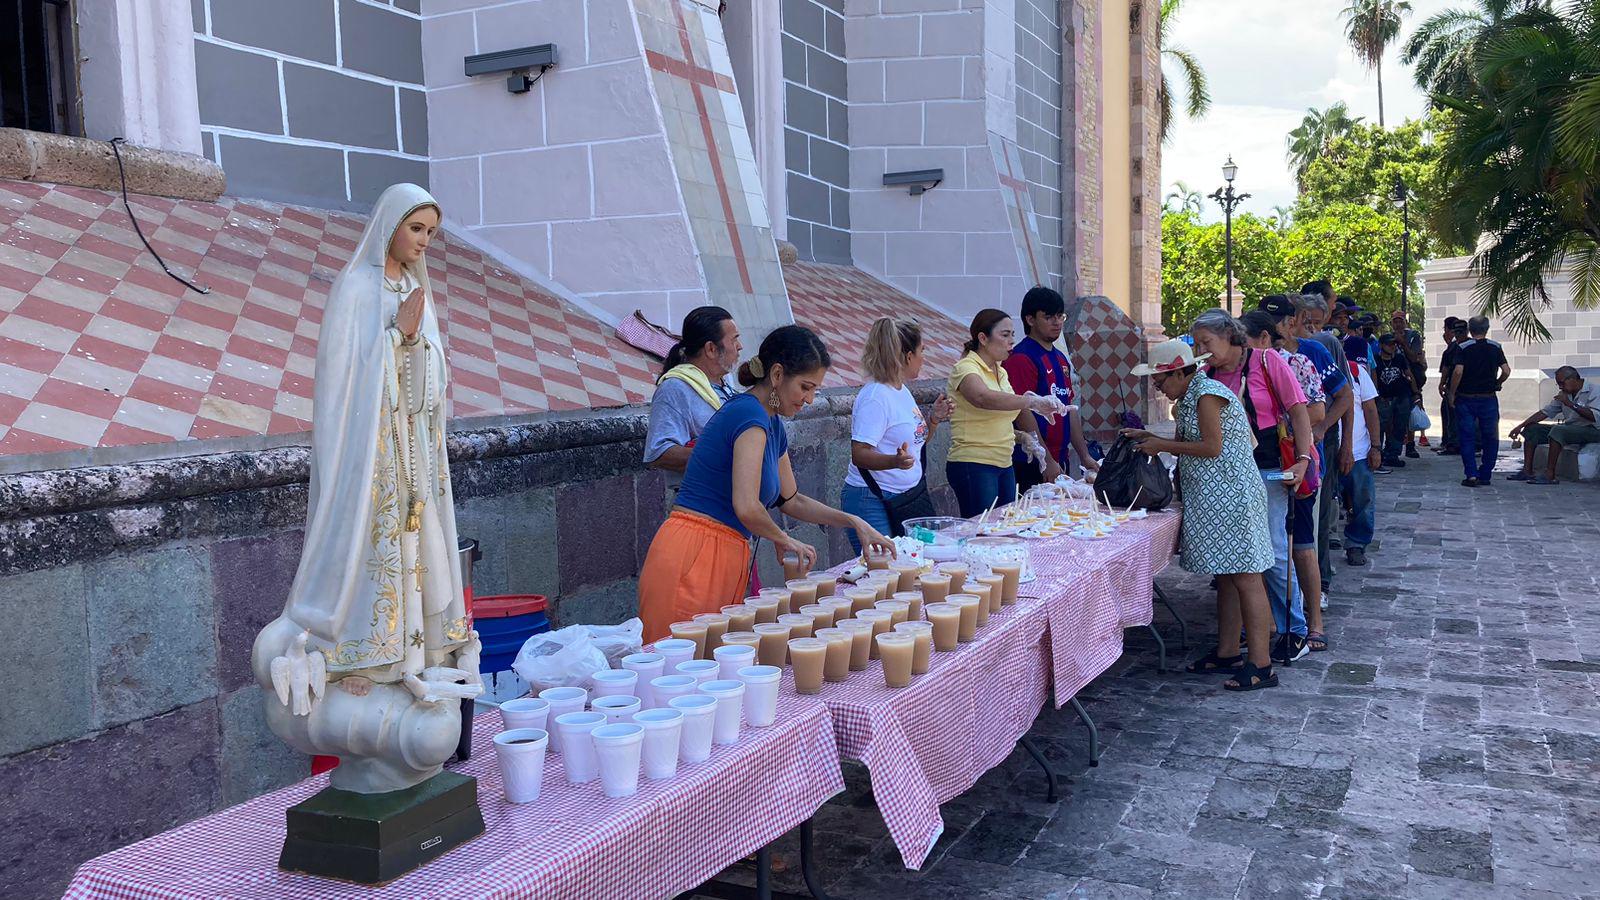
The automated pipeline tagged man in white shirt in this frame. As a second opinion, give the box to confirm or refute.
[1507,366,1599,484]
[1339,364,1382,566]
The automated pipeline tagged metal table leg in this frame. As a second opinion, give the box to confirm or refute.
[1017,736,1060,802]
[1144,622,1168,672]
[1154,584,1188,651]
[798,818,831,900]
[1069,697,1100,767]
[754,845,771,900]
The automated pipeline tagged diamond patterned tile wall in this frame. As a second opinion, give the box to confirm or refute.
[0,180,659,461]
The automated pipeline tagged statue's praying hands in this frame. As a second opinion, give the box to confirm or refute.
[396,286,426,341]
[269,630,327,716]
[403,667,485,704]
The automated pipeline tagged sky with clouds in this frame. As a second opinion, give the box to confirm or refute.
[1161,0,1455,221]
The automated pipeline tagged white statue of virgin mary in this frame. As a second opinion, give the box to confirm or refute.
[252,183,483,795]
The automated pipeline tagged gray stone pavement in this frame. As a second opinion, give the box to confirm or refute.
[706,448,1600,899]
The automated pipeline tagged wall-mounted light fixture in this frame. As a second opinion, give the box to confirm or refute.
[882,169,944,196]
[465,44,558,94]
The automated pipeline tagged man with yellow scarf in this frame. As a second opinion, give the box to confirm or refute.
[645,306,742,478]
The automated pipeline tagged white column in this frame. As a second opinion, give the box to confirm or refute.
[77,0,203,155]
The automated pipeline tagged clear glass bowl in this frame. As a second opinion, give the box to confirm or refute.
[902,516,977,562]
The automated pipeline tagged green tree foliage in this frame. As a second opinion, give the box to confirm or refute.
[1286,102,1364,191]
[1401,0,1550,101]
[1429,0,1600,340]
[1161,205,1420,336]
[1341,0,1414,127]
[1158,0,1210,143]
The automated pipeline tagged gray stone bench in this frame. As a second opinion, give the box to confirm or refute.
[1532,442,1600,482]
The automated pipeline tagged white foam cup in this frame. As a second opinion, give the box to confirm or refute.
[492,728,548,804]
[590,723,645,798]
[654,638,697,670]
[735,665,781,728]
[698,679,746,745]
[632,707,684,780]
[650,674,698,707]
[589,668,639,701]
[669,694,718,763]
[590,694,642,726]
[499,697,549,733]
[620,653,666,707]
[676,658,721,687]
[713,644,757,681]
[553,711,604,783]
[538,686,589,753]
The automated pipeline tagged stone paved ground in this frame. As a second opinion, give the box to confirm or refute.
[704,449,1600,899]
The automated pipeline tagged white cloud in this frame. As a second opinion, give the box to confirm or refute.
[1161,0,1456,222]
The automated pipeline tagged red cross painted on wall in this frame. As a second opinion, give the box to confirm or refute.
[645,1,755,294]
[997,149,1044,285]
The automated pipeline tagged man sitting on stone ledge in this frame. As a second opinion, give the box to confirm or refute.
[1508,366,1600,485]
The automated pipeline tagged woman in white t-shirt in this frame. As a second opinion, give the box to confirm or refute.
[841,318,955,554]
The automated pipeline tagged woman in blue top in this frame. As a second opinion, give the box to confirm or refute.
[637,325,896,640]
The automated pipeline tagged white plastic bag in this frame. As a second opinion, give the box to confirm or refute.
[1578,444,1600,481]
[511,618,644,695]
[1410,405,1431,431]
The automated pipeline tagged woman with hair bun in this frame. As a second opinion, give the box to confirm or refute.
[945,309,1070,518]
[636,325,896,640]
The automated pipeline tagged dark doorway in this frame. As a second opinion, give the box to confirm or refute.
[1,0,79,135]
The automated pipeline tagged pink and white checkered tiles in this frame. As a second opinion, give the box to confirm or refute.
[0,181,972,463]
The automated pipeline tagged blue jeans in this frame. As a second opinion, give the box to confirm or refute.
[945,461,1017,519]
[1455,396,1500,481]
[840,484,894,556]
[1340,460,1376,550]
[1259,468,1306,637]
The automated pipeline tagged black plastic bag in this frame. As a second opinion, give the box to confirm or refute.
[1092,434,1173,511]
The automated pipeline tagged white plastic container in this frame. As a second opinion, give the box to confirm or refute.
[553,711,604,783]
[735,665,781,728]
[632,707,684,780]
[669,694,717,763]
[538,687,588,753]
[698,679,746,746]
[492,727,548,804]
[590,723,645,798]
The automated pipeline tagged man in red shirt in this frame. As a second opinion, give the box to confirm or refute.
[1003,286,1098,491]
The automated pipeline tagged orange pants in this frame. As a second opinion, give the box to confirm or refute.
[637,509,753,643]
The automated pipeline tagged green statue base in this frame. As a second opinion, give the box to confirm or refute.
[279,770,484,885]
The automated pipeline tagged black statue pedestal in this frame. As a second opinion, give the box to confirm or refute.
[279,770,484,886]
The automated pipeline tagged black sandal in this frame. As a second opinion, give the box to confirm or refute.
[1186,651,1245,674]
[1224,662,1278,692]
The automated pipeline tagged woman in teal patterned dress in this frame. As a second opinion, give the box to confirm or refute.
[1121,340,1277,691]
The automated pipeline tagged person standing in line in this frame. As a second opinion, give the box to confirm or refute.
[1435,318,1467,455]
[1191,309,1314,664]
[1003,286,1100,491]
[841,317,954,553]
[1391,311,1427,455]
[1241,310,1332,652]
[1446,315,1511,487]
[644,306,741,476]
[1121,341,1278,691]
[1507,366,1599,484]
[1340,359,1383,565]
[1287,287,1356,617]
[636,326,895,640]
[945,309,1070,517]
[1373,334,1420,469]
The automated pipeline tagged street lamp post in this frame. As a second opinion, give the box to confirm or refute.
[1209,156,1250,310]
[1390,176,1411,316]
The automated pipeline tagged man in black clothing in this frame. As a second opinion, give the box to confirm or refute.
[1446,316,1511,486]
[1435,318,1467,454]
[1374,334,1418,467]
[1390,311,1426,455]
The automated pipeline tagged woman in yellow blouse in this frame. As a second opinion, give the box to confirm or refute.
[945,308,1070,517]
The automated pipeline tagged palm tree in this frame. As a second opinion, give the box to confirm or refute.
[1285,102,1363,191]
[1164,181,1204,214]
[1341,0,1413,127]
[1401,0,1550,102]
[1270,206,1294,233]
[1431,0,1600,340]
[1157,0,1210,143]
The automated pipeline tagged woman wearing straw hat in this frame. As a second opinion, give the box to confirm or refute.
[1120,340,1278,691]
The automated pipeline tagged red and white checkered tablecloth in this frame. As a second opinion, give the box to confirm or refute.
[798,595,1051,870]
[63,694,843,900]
[1027,508,1183,630]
